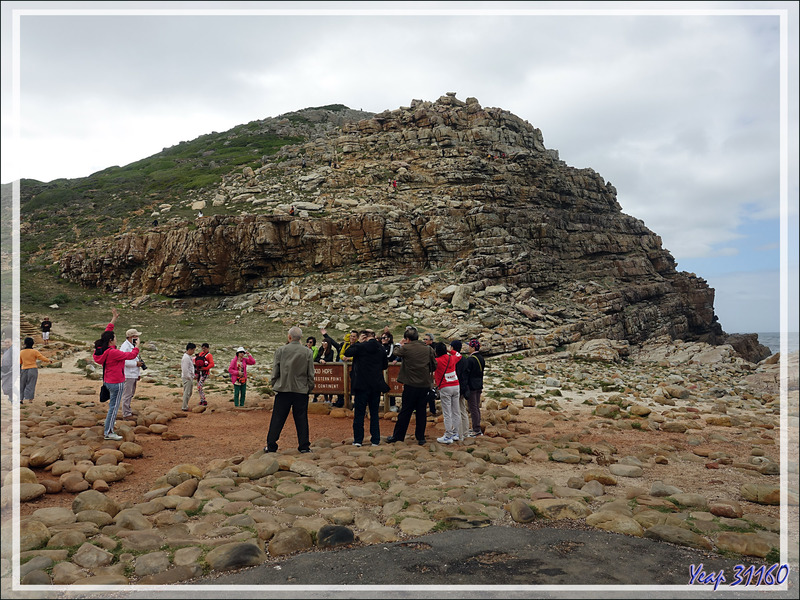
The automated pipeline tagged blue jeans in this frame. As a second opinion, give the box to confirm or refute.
[103,382,124,436]
[352,390,381,445]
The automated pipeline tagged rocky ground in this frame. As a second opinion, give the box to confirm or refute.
[0,334,797,595]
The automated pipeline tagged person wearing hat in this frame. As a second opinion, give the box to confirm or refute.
[462,338,485,437]
[119,327,145,419]
[228,347,255,407]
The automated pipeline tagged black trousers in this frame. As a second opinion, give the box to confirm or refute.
[266,392,310,452]
[391,385,429,443]
[352,390,382,445]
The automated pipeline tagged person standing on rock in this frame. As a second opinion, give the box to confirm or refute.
[433,341,461,444]
[20,336,51,402]
[195,343,215,406]
[94,309,140,440]
[450,340,470,440]
[322,328,357,408]
[40,316,52,346]
[314,338,337,404]
[386,326,436,446]
[344,329,389,447]
[181,343,196,411]
[229,347,255,407]
[380,329,401,412]
[463,338,485,437]
[265,326,315,454]
[1,337,16,402]
[119,327,145,419]
[422,332,438,415]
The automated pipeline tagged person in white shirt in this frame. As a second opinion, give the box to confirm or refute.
[119,328,144,419]
[181,343,196,411]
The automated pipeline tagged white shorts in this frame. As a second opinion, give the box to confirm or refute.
[42,332,50,340]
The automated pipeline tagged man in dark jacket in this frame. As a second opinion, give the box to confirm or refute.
[386,326,437,445]
[344,329,389,446]
[463,338,485,437]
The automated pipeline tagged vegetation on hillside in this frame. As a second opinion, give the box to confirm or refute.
[16,122,307,263]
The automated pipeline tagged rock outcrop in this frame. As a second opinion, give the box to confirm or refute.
[55,93,768,361]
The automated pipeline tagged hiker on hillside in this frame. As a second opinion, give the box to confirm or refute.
[40,316,52,346]
[20,336,51,402]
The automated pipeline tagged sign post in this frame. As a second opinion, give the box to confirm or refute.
[383,364,403,412]
[312,364,349,408]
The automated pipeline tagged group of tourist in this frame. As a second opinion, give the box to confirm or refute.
[7,312,487,454]
[265,324,486,452]
[0,318,55,405]
[180,342,255,410]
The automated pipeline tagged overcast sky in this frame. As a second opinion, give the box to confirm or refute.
[2,1,798,337]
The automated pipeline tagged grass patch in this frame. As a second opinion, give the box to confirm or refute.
[432,520,459,533]
[765,547,780,564]
[184,500,207,518]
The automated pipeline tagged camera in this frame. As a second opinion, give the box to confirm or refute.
[139,360,147,371]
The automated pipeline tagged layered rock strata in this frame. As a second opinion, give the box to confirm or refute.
[57,94,767,359]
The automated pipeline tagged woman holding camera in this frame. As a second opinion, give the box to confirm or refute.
[94,308,140,441]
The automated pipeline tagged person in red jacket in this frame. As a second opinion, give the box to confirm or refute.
[195,343,215,406]
[93,308,140,441]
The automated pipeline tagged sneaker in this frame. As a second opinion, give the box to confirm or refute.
[386,436,398,444]
[299,449,311,454]
[104,433,122,441]
[436,435,454,444]
[450,434,460,442]
[417,439,427,446]
[352,442,362,447]
[464,430,476,438]
[389,406,399,413]
[263,447,273,454]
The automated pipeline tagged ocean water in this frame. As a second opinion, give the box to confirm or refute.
[751,332,800,356]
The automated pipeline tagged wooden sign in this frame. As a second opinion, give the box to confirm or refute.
[386,364,403,396]
[313,363,347,395]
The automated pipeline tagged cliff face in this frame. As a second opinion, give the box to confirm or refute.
[59,93,764,358]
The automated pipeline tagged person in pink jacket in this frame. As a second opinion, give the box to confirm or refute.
[228,347,255,406]
[93,308,140,440]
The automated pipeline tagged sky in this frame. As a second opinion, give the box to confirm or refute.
[1,1,798,336]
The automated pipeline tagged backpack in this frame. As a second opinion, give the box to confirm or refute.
[195,353,209,372]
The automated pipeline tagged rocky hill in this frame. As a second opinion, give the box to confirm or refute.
[35,93,769,361]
